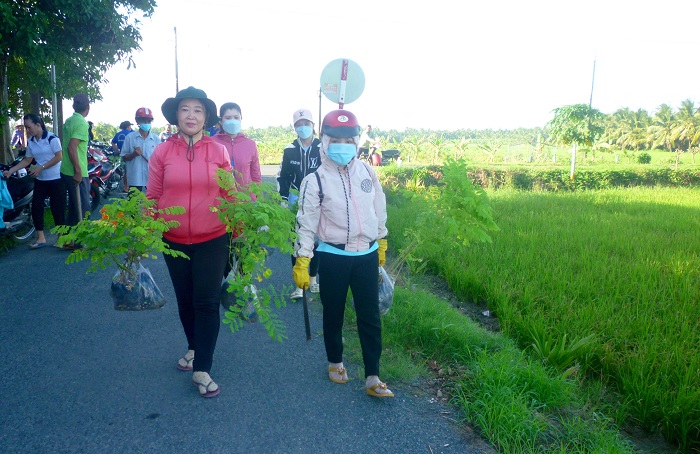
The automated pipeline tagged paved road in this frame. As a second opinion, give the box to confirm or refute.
[0,171,492,453]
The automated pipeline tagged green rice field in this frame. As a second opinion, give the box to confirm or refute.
[385,183,700,452]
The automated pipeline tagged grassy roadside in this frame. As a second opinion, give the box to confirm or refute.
[341,279,660,453]
[333,162,695,452]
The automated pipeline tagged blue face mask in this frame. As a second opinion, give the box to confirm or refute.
[295,125,313,140]
[139,123,152,132]
[327,143,356,166]
[222,119,241,135]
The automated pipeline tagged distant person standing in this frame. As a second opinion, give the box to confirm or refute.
[11,122,25,151]
[60,93,91,235]
[357,124,379,159]
[121,107,160,192]
[159,124,173,141]
[111,120,133,154]
[277,108,322,299]
[211,102,262,195]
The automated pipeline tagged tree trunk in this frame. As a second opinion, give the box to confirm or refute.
[0,52,13,164]
[29,91,41,115]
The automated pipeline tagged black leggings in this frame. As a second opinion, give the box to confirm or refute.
[317,250,381,377]
[32,178,66,231]
[163,234,229,373]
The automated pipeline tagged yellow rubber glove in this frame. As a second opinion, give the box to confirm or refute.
[377,238,388,267]
[293,257,311,289]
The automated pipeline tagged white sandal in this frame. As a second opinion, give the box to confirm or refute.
[192,371,220,398]
[177,350,194,371]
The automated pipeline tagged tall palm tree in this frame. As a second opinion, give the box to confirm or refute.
[648,104,677,152]
[672,99,700,157]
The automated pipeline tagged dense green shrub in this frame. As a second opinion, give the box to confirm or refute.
[379,166,700,191]
[637,152,652,164]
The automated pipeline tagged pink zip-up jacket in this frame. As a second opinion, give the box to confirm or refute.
[211,132,262,186]
[295,152,387,258]
[147,134,233,244]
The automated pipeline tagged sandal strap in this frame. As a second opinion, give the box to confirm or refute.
[193,375,217,392]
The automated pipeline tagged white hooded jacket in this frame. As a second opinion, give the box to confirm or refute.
[295,143,388,258]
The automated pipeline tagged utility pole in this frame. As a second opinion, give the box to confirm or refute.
[51,63,58,134]
[174,27,179,94]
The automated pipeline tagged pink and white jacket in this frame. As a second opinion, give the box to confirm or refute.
[147,134,233,244]
[295,151,388,258]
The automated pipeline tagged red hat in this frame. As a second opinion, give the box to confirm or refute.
[135,107,154,121]
[321,110,361,138]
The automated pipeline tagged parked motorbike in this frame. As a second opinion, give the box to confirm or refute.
[0,158,35,243]
[87,144,124,212]
[357,139,401,166]
[89,139,117,157]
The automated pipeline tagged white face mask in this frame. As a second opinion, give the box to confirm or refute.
[327,143,356,165]
[295,125,313,140]
[222,119,241,135]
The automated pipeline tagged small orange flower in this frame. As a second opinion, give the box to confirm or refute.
[111,221,118,227]
[102,213,110,220]
[117,211,124,219]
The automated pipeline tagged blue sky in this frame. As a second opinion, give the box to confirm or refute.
[76,0,700,131]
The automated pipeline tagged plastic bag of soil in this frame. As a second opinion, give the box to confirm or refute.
[350,266,395,316]
[111,263,166,311]
[220,268,259,323]
[378,266,395,316]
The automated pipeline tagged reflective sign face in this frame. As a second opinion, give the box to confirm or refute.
[320,58,365,105]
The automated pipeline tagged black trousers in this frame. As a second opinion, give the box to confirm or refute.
[163,234,229,373]
[32,178,66,231]
[60,173,89,226]
[317,250,381,377]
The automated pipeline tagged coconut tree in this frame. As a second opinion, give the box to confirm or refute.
[648,104,677,152]
[672,99,700,164]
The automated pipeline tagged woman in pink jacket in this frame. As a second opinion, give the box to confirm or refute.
[147,86,233,398]
[211,102,262,198]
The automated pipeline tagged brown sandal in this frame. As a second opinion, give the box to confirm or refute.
[328,365,348,384]
[366,381,394,398]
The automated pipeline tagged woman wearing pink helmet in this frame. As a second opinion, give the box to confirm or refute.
[293,109,392,398]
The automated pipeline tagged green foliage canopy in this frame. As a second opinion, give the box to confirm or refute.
[0,0,156,119]
[546,104,604,148]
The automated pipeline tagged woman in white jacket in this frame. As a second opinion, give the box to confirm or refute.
[293,109,392,398]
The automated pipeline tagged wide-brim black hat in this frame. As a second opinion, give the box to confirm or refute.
[161,86,218,128]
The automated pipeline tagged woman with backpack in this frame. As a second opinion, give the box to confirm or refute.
[293,109,392,398]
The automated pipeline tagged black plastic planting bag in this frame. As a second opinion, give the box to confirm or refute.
[111,264,166,311]
[378,266,395,316]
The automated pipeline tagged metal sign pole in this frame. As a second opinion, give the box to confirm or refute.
[338,59,348,108]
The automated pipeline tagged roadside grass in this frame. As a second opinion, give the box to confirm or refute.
[383,182,698,452]
[341,286,637,453]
